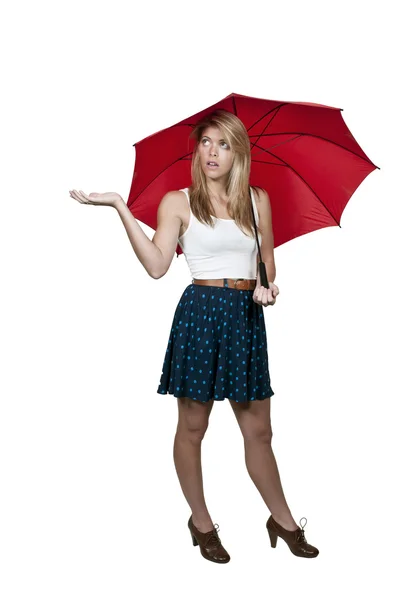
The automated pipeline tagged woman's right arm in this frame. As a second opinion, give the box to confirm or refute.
[114,192,183,279]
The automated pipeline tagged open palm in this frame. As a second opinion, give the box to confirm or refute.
[69,189,122,207]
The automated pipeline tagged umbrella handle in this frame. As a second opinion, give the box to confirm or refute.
[250,185,269,289]
[258,261,269,289]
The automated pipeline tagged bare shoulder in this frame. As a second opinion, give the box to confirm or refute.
[251,186,273,243]
[158,189,187,214]
[158,190,187,220]
[251,186,271,207]
[157,189,190,237]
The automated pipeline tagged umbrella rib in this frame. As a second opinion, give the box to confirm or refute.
[259,149,341,227]
[250,132,379,168]
[248,105,286,148]
[169,103,284,138]
[164,124,378,169]
[246,103,287,134]
[251,134,303,152]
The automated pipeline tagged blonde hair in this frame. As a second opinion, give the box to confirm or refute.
[188,109,260,239]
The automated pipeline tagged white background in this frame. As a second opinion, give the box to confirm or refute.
[1,0,397,598]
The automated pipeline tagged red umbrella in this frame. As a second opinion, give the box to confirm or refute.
[127,92,379,259]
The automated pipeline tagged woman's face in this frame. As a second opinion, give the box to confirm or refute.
[198,125,234,181]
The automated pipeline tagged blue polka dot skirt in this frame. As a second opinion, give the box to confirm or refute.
[156,283,274,403]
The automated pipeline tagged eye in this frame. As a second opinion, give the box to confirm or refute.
[202,139,229,149]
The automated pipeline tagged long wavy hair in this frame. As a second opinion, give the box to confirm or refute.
[188,109,260,239]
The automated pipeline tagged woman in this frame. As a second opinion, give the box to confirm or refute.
[69,109,319,564]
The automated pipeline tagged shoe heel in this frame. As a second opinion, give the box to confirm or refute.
[268,529,278,548]
[190,531,198,546]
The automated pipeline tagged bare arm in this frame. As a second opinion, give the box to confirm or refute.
[114,191,183,279]
[253,187,276,285]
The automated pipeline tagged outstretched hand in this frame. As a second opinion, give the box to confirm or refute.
[253,282,279,307]
[69,189,123,207]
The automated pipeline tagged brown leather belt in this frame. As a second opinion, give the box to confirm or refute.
[192,278,256,291]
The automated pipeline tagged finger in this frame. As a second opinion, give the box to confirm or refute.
[76,190,90,203]
[261,287,269,306]
[258,287,268,307]
[75,191,85,202]
[79,190,90,201]
[270,290,276,305]
[265,287,272,305]
[70,190,83,203]
[253,287,261,303]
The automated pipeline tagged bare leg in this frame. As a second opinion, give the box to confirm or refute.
[229,398,298,531]
[173,396,215,533]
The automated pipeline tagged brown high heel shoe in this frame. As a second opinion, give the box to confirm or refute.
[188,515,231,563]
[266,515,319,558]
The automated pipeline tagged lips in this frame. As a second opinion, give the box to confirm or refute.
[207,161,219,166]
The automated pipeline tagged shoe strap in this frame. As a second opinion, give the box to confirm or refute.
[296,517,308,544]
[205,523,222,548]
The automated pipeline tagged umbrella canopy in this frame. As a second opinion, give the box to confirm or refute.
[127,92,379,257]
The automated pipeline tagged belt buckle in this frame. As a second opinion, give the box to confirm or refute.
[234,278,245,289]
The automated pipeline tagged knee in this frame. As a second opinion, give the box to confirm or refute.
[177,420,209,443]
[243,426,273,445]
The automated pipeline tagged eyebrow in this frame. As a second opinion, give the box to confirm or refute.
[202,135,226,141]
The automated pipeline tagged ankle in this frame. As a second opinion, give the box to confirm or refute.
[192,515,214,532]
[272,514,298,531]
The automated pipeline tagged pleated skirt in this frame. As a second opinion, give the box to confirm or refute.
[156,283,275,403]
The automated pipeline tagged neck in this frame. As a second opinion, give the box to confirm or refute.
[207,182,228,202]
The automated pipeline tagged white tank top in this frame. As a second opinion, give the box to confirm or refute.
[177,187,261,279]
